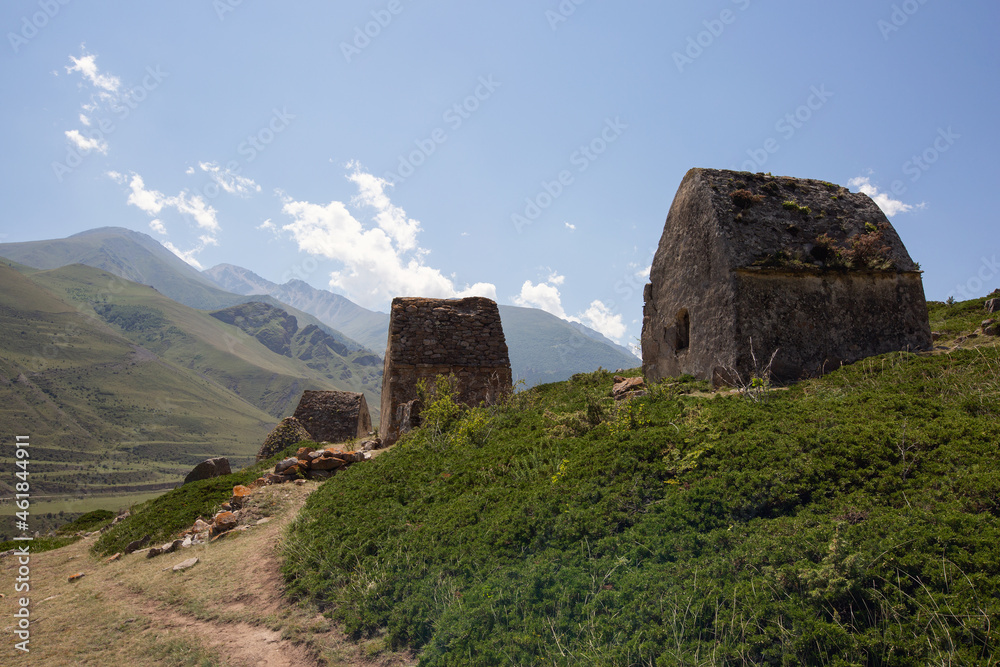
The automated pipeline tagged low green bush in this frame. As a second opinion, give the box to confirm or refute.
[92,441,314,556]
[280,317,1000,664]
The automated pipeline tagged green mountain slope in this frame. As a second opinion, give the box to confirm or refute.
[278,297,1000,665]
[204,263,391,352]
[498,305,640,386]
[0,228,366,353]
[203,264,641,386]
[26,264,381,422]
[0,263,276,525]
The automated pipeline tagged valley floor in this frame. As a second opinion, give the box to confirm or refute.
[0,482,416,667]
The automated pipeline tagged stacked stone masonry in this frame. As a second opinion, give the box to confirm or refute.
[292,390,372,444]
[641,168,932,385]
[380,297,513,446]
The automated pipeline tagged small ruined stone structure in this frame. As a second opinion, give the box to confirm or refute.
[642,168,932,385]
[256,416,313,461]
[292,390,372,444]
[380,297,513,446]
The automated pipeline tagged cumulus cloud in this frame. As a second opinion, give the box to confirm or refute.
[198,161,260,197]
[79,114,91,126]
[66,52,120,92]
[122,172,219,234]
[347,165,421,252]
[280,167,495,308]
[109,171,222,269]
[849,176,925,217]
[580,300,627,342]
[565,222,576,231]
[513,273,628,343]
[514,278,569,318]
[65,129,108,154]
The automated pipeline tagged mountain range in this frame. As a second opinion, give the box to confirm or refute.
[0,227,639,505]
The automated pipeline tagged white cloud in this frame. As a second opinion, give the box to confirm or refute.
[121,172,219,234]
[513,273,628,343]
[65,129,108,154]
[580,300,627,342]
[162,241,205,270]
[347,165,421,252]
[198,161,260,197]
[79,114,91,126]
[635,265,651,280]
[849,176,925,217]
[109,171,222,269]
[185,166,195,175]
[514,279,569,318]
[258,219,276,232]
[280,167,495,308]
[564,222,576,231]
[66,52,120,92]
[125,173,165,215]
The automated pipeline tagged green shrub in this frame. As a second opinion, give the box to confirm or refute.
[277,304,999,665]
[92,441,313,556]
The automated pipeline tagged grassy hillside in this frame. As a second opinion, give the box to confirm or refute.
[0,263,276,536]
[26,264,381,421]
[279,297,1000,665]
[0,228,369,353]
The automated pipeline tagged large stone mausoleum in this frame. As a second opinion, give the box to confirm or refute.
[379,296,513,446]
[641,168,932,385]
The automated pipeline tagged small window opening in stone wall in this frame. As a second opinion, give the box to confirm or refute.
[675,309,690,352]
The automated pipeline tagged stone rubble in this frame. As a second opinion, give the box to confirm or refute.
[111,438,377,562]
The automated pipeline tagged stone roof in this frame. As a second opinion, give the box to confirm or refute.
[385,296,509,367]
[674,168,920,273]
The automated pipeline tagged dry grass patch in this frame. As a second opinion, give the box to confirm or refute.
[2,480,415,667]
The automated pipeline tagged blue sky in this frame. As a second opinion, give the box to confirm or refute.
[1,1,998,349]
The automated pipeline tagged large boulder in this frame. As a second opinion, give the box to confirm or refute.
[257,416,313,461]
[183,457,231,485]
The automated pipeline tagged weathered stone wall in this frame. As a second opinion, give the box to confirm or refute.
[293,390,372,444]
[642,168,932,385]
[729,270,931,382]
[380,297,513,446]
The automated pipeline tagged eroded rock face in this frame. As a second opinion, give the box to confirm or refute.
[379,297,513,446]
[642,168,932,385]
[293,390,372,445]
[257,417,313,461]
[183,457,231,485]
[986,299,998,314]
